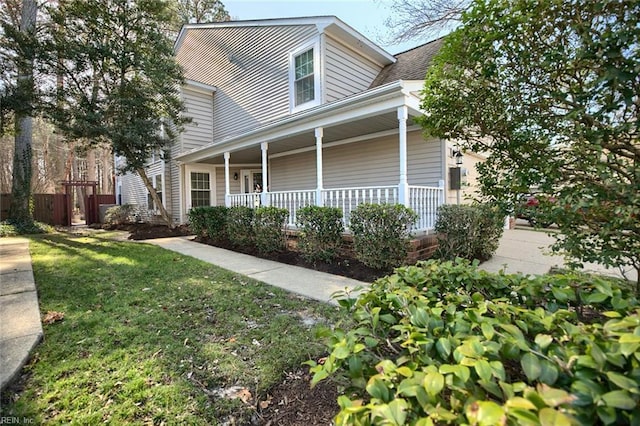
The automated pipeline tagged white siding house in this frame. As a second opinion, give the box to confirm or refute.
[118,16,460,232]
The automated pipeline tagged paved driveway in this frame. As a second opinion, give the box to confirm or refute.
[480,226,637,283]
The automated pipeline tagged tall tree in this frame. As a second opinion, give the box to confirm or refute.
[45,0,188,226]
[174,0,230,24]
[419,0,640,289]
[382,0,469,43]
[3,0,38,222]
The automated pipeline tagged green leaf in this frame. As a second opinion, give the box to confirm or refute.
[585,292,608,304]
[538,385,576,407]
[386,398,408,425]
[606,371,638,391]
[505,397,537,410]
[333,343,350,360]
[601,390,637,410]
[396,366,413,377]
[521,353,542,381]
[466,401,505,426]
[366,377,390,402]
[539,360,559,385]
[538,407,572,426]
[475,359,492,382]
[423,371,445,396]
[535,334,553,350]
[481,322,495,340]
[436,337,452,359]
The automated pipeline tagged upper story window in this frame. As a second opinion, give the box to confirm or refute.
[294,49,314,105]
[289,40,321,113]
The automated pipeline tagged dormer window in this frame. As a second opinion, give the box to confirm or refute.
[294,49,314,105]
[289,40,321,112]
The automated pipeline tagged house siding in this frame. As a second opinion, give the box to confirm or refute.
[176,25,319,142]
[270,150,317,191]
[181,88,214,152]
[324,35,382,103]
[268,131,442,191]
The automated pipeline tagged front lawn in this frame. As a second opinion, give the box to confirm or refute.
[1,233,344,424]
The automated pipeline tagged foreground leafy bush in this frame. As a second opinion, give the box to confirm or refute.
[0,219,52,236]
[308,259,640,425]
[188,206,228,240]
[226,206,254,247]
[434,203,504,261]
[349,203,417,270]
[297,206,344,263]
[253,206,288,254]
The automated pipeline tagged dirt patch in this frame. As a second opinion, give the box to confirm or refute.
[257,368,341,426]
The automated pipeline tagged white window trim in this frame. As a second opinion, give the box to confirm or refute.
[148,174,164,213]
[289,38,321,114]
[184,164,217,210]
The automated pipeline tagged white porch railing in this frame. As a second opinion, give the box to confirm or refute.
[409,185,443,231]
[229,193,260,208]
[269,190,316,227]
[226,184,444,231]
[322,186,399,228]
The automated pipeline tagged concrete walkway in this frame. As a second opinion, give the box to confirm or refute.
[0,237,43,392]
[480,227,637,282]
[144,236,369,304]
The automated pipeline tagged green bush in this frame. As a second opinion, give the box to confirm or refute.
[349,203,417,270]
[296,206,344,263]
[188,206,228,240]
[253,206,288,254]
[226,206,255,247]
[308,259,640,425]
[104,204,135,225]
[0,219,52,236]
[434,203,504,261]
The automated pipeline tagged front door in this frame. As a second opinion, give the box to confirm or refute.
[241,170,263,193]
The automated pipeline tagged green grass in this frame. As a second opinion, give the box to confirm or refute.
[1,234,345,425]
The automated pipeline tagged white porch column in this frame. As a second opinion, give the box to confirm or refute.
[261,142,269,206]
[224,152,231,207]
[315,127,324,207]
[397,106,409,207]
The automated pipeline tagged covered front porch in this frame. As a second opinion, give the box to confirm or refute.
[176,81,447,233]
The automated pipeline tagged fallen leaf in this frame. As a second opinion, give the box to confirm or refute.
[43,311,65,324]
[259,395,273,409]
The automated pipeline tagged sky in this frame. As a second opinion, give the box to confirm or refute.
[223,0,423,55]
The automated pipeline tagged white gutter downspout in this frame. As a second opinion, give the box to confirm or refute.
[224,152,231,207]
[397,106,409,207]
[315,127,324,207]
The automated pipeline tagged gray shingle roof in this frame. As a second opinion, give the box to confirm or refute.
[369,37,444,88]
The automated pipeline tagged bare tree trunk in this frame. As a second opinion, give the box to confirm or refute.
[8,0,37,222]
[101,146,113,194]
[136,167,172,227]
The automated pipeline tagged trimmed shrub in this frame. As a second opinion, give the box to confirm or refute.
[308,259,640,425]
[253,206,288,254]
[226,206,255,247]
[434,203,504,261]
[349,203,417,270]
[104,204,135,225]
[187,206,228,240]
[296,206,344,263]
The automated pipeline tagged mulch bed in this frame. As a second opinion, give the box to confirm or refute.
[114,222,389,283]
[195,235,388,283]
